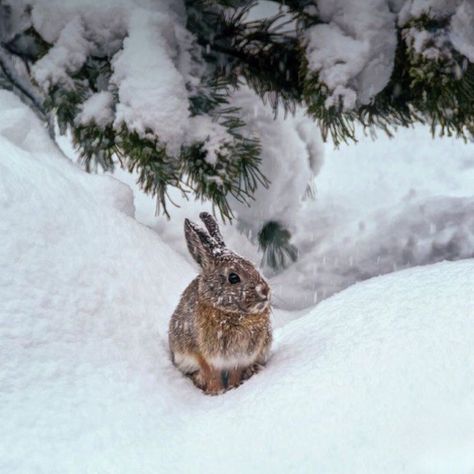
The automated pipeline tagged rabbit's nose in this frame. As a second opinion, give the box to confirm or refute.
[256,284,270,299]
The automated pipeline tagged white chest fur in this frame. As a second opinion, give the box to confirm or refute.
[207,351,259,370]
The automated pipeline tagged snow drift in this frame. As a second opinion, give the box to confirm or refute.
[1,91,474,472]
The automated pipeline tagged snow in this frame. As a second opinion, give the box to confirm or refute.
[305,0,396,108]
[29,0,129,55]
[13,0,280,158]
[32,16,92,90]
[94,119,474,314]
[449,0,474,62]
[229,86,324,234]
[90,85,325,254]
[2,91,474,472]
[186,115,233,166]
[7,0,196,153]
[304,0,474,109]
[397,0,461,25]
[271,125,474,309]
[111,8,190,153]
[76,91,114,128]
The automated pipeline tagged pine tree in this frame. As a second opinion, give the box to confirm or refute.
[1,0,474,269]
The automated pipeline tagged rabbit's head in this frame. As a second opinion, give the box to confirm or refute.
[184,212,271,314]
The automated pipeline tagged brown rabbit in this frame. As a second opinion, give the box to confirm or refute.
[169,212,272,395]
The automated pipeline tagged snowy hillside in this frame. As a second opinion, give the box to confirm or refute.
[1,92,474,472]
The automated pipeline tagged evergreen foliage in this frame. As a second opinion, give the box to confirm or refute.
[258,221,298,272]
[188,1,474,145]
[1,0,474,269]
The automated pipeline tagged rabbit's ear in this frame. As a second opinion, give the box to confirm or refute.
[199,212,225,249]
[184,218,217,269]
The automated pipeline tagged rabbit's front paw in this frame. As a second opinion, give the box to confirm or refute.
[191,370,206,390]
[192,369,223,395]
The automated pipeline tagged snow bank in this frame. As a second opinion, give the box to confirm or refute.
[1,91,474,472]
[0,90,192,468]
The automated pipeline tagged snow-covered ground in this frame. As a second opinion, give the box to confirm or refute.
[2,91,474,473]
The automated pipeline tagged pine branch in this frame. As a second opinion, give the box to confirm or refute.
[303,14,474,144]
[258,221,298,272]
[186,0,304,113]
[3,0,474,236]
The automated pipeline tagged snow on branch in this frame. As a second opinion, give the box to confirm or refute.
[305,0,396,109]
[303,0,474,112]
[32,17,93,90]
[111,10,190,155]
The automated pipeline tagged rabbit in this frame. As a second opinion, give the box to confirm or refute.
[169,212,272,395]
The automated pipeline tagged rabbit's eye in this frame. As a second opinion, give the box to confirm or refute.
[228,272,241,284]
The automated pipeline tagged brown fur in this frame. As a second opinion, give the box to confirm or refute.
[196,301,271,364]
[168,213,272,395]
